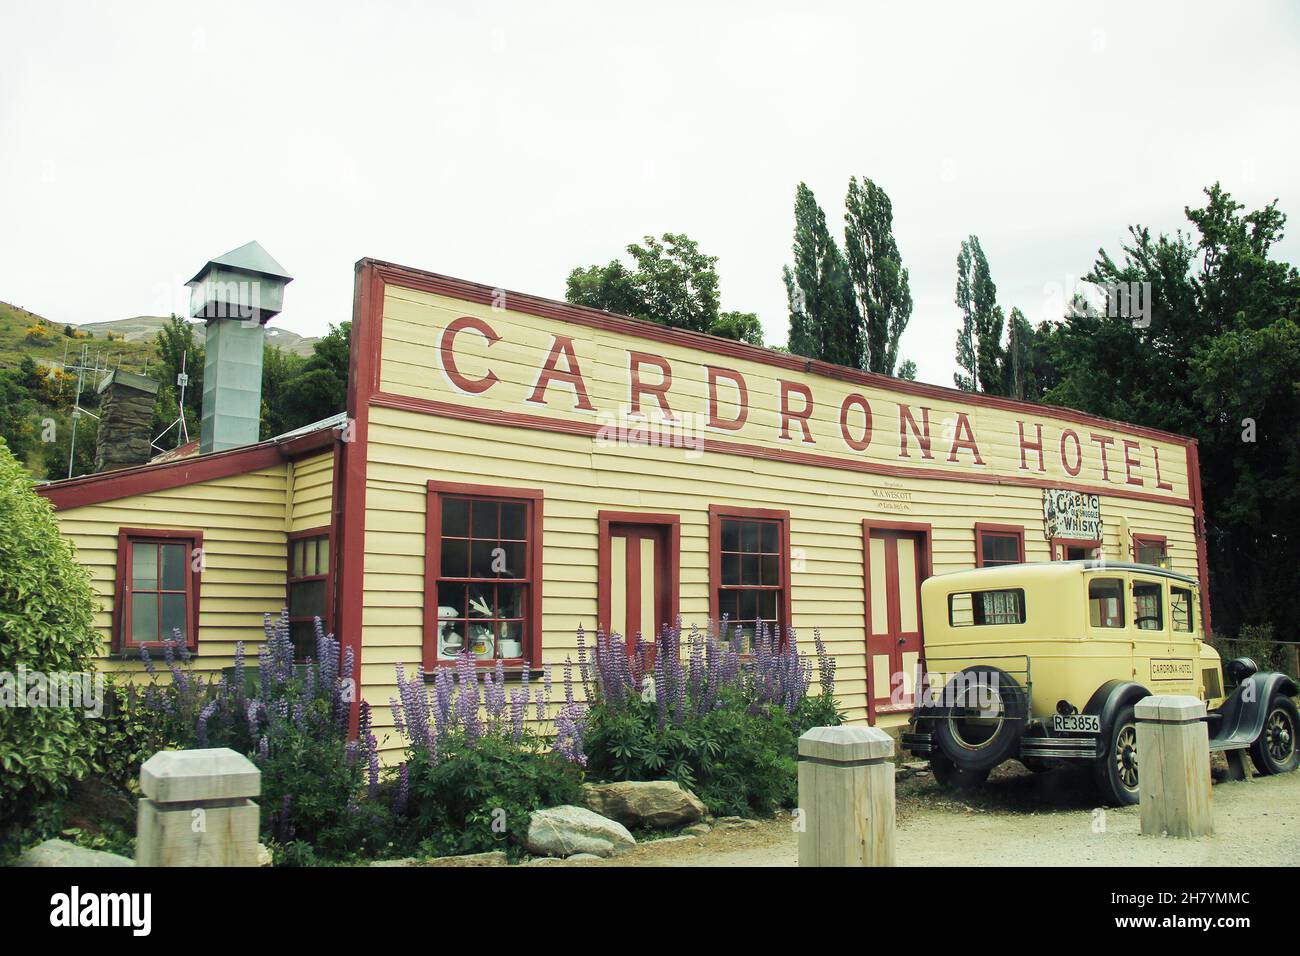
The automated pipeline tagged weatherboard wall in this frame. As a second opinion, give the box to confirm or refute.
[46,447,335,674]
[350,276,1203,756]
[50,464,291,674]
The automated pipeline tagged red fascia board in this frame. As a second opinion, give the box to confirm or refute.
[36,428,335,511]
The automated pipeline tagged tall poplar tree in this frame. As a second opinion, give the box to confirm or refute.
[953,235,1003,392]
[843,176,912,375]
[782,183,861,368]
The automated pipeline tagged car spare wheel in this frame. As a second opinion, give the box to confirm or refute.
[932,665,1027,772]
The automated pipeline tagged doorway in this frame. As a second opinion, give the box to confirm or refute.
[863,520,931,720]
[597,512,680,649]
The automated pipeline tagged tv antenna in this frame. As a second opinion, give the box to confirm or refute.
[151,350,191,453]
[60,343,104,479]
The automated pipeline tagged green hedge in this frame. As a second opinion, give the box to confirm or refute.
[0,438,102,821]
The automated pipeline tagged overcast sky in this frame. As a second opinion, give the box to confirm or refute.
[3,0,1298,386]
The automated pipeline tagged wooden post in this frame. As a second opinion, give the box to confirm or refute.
[1135,696,1213,839]
[797,726,895,867]
[136,748,262,866]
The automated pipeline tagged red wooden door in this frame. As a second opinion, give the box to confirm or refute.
[607,523,672,647]
[865,527,927,717]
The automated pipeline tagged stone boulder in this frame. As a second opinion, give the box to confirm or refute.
[524,806,636,858]
[16,839,134,867]
[582,780,706,829]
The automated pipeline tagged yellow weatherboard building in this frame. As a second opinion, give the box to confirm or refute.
[38,257,1212,758]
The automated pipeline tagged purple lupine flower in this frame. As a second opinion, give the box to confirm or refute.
[576,625,593,700]
[551,701,587,767]
[197,698,217,747]
[395,762,410,815]
[534,686,546,722]
[509,686,526,743]
[358,700,380,798]
[259,735,270,760]
[562,657,575,708]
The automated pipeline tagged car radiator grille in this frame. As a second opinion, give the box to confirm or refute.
[1203,667,1222,698]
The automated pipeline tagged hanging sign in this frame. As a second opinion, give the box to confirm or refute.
[1043,489,1103,540]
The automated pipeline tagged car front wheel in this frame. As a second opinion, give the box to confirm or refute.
[1249,694,1300,776]
[1094,704,1140,806]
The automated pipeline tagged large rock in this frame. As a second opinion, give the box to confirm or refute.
[16,839,134,867]
[582,780,706,829]
[524,806,636,858]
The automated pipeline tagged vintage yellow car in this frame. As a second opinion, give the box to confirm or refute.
[899,561,1299,805]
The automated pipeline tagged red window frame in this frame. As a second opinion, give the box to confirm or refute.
[1132,534,1168,566]
[423,481,543,670]
[708,504,793,649]
[974,523,1025,568]
[113,527,202,652]
[287,526,334,662]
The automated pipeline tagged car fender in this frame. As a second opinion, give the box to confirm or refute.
[1212,672,1300,748]
[1083,681,1150,739]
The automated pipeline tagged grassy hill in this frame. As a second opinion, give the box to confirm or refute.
[1,301,320,376]
[78,314,319,357]
[0,301,158,376]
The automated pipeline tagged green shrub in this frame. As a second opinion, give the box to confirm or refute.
[389,655,587,859]
[401,733,584,859]
[582,620,843,817]
[0,438,102,822]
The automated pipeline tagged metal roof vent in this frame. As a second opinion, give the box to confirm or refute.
[187,242,292,453]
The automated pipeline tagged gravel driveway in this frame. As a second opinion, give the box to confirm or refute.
[577,761,1300,867]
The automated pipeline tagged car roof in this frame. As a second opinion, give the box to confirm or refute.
[922,560,1199,592]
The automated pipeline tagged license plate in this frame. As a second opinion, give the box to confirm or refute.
[1053,713,1100,734]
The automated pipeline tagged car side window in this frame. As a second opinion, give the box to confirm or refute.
[1133,581,1165,630]
[1170,587,1193,633]
[1088,578,1125,628]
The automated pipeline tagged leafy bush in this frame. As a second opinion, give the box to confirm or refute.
[0,438,102,822]
[388,654,585,858]
[581,619,841,817]
[123,613,387,861]
[1213,623,1296,677]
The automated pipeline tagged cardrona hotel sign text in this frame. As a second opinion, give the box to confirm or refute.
[419,311,1186,499]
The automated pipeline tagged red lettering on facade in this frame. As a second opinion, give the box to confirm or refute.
[628,351,675,420]
[1017,421,1045,472]
[946,412,985,465]
[779,381,815,443]
[1122,439,1144,486]
[1060,429,1083,476]
[440,316,500,394]
[525,335,597,411]
[706,366,748,431]
[839,393,873,452]
[1090,433,1116,482]
[1152,446,1174,491]
[898,404,933,459]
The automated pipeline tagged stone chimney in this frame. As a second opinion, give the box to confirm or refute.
[186,241,292,454]
[94,370,160,472]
